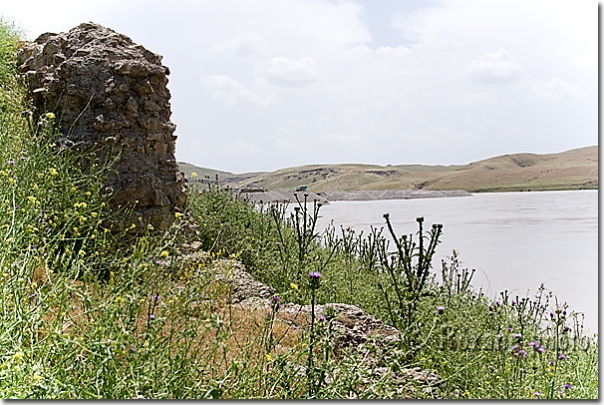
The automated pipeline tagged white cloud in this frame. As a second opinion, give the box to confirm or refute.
[326,133,366,144]
[201,75,271,107]
[467,49,525,86]
[531,77,586,103]
[276,138,296,151]
[264,57,319,86]
[4,0,596,172]
[216,139,261,156]
[210,32,266,56]
[374,45,411,58]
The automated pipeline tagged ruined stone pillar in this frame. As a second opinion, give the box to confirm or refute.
[18,22,187,231]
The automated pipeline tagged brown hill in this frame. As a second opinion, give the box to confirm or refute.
[179,146,598,193]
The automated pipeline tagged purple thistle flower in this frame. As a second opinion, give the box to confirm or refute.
[511,300,516,306]
[20,156,26,161]
[562,383,572,390]
[131,346,136,352]
[534,392,542,397]
[537,345,545,353]
[513,333,522,339]
[149,314,155,320]
[15,206,19,210]
[308,271,321,289]
[517,349,527,358]
[8,159,14,166]
[559,353,567,360]
[529,341,537,347]
[510,345,517,352]
[562,310,566,316]
[507,326,513,332]
[318,314,326,323]
[437,306,445,314]
[152,294,160,302]
[270,295,281,310]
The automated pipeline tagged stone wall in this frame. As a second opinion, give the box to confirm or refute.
[18,22,187,231]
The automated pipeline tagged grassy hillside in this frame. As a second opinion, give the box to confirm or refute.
[177,162,234,180]
[180,146,598,192]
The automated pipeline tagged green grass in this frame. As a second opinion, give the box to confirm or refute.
[1,20,597,399]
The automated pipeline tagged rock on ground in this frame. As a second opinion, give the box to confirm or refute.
[18,22,187,231]
[175,241,444,397]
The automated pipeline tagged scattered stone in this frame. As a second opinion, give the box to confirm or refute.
[226,264,443,397]
[18,22,187,231]
[274,302,400,352]
[237,190,329,205]
[217,261,276,303]
[323,189,471,201]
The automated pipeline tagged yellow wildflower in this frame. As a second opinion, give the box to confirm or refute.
[13,351,24,363]
[290,283,298,291]
[49,168,58,176]
[191,172,197,179]
[45,112,55,120]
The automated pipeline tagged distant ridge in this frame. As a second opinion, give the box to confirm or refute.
[179,146,598,193]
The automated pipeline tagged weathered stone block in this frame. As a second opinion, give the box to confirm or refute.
[18,22,187,231]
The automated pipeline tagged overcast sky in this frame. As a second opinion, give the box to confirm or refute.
[3,0,598,173]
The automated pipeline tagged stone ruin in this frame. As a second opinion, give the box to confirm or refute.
[175,243,444,397]
[17,22,187,231]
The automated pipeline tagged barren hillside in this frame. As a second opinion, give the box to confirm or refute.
[179,146,598,193]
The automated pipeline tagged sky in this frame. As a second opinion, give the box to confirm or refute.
[2,0,598,173]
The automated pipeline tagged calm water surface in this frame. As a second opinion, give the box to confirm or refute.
[315,190,598,334]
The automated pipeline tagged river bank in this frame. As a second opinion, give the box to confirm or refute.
[236,189,471,204]
[322,189,471,201]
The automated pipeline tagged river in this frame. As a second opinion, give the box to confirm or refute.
[315,190,598,334]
